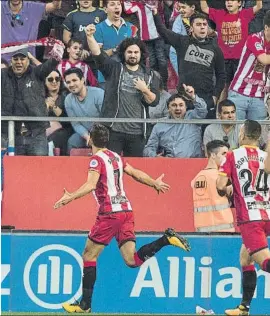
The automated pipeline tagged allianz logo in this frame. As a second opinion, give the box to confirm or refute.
[130,257,270,299]
[23,244,83,309]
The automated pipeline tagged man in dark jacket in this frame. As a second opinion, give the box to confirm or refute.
[153,10,225,118]
[86,24,160,157]
[1,45,63,155]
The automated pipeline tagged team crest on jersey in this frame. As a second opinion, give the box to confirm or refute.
[90,159,98,168]
[255,42,263,51]
[94,16,100,24]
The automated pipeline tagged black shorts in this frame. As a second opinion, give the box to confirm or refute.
[225,59,240,84]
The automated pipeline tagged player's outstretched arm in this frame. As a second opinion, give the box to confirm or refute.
[54,171,100,209]
[124,163,170,194]
[265,141,270,174]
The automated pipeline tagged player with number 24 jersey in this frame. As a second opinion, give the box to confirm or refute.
[219,145,270,224]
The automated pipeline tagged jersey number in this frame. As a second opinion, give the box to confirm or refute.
[239,169,269,197]
[114,169,121,195]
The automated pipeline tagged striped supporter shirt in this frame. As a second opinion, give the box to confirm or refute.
[219,146,270,223]
[57,60,98,87]
[124,0,161,40]
[89,149,132,214]
[230,31,270,98]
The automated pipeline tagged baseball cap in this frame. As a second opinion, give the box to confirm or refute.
[12,47,28,58]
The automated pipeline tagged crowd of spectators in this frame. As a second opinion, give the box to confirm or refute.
[1,0,270,157]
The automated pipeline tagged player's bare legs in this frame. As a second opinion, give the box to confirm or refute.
[62,239,105,313]
[225,245,270,315]
[120,229,191,268]
[252,247,270,269]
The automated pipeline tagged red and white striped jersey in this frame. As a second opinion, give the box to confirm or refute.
[57,60,98,87]
[89,149,132,214]
[124,1,160,41]
[219,146,270,223]
[230,31,270,98]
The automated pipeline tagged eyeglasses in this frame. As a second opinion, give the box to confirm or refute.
[11,14,24,27]
[223,136,229,143]
[47,77,61,83]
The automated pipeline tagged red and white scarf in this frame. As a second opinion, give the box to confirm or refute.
[1,37,65,61]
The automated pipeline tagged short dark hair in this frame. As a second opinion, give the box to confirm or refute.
[218,99,236,114]
[243,120,262,141]
[177,0,198,8]
[264,10,270,28]
[63,67,84,80]
[206,140,230,157]
[190,12,208,26]
[118,37,148,65]
[67,37,83,48]
[166,93,187,108]
[90,124,109,148]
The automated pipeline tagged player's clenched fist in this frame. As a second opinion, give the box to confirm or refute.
[85,24,96,37]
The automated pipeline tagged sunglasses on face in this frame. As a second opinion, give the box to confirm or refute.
[47,76,61,83]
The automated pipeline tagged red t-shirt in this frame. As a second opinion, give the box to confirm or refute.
[209,8,254,59]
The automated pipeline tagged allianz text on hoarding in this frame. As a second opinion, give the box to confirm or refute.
[1,232,270,314]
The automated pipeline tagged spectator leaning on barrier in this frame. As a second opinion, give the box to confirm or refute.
[153,9,226,118]
[1,0,62,62]
[203,99,241,152]
[143,84,208,158]
[228,11,270,121]
[86,24,160,157]
[64,67,104,155]
[191,140,235,233]
[1,43,64,156]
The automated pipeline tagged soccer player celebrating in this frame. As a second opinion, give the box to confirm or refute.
[217,120,270,316]
[54,124,191,313]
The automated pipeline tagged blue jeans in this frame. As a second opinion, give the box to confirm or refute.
[15,133,48,156]
[146,38,168,88]
[67,133,88,155]
[169,47,178,75]
[228,90,267,120]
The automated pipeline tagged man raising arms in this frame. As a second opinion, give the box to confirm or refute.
[54,124,191,313]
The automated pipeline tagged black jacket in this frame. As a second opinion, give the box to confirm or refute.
[94,52,160,137]
[154,14,226,99]
[1,59,58,136]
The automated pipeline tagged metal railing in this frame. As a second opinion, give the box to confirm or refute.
[2,116,269,156]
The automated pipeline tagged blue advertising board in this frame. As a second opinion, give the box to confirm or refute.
[1,232,270,314]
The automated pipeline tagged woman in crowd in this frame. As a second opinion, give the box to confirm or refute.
[45,69,73,155]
